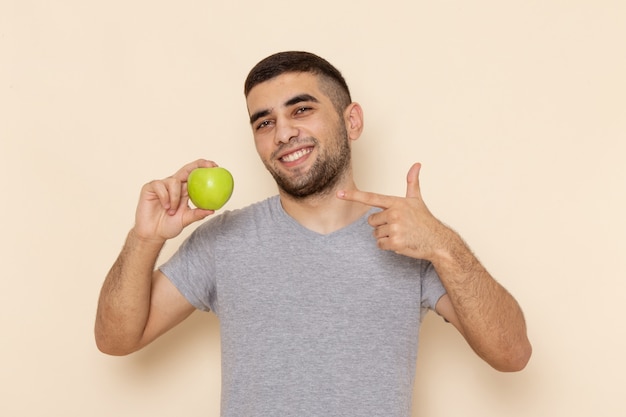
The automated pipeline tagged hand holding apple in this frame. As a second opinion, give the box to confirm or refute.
[187,167,234,210]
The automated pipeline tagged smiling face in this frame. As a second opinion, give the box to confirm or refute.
[246,72,357,199]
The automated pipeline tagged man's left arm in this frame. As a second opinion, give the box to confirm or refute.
[427,230,531,372]
[337,162,532,372]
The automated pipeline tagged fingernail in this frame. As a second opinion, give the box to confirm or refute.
[337,190,345,198]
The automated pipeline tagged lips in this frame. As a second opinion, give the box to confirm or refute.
[279,146,313,163]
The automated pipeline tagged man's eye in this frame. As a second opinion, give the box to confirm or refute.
[295,107,311,114]
[256,120,272,130]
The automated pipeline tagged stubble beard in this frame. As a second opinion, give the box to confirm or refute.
[266,125,352,200]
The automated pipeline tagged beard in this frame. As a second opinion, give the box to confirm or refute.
[265,124,351,199]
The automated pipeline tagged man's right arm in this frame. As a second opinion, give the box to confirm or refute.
[95,230,196,355]
[94,159,217,355]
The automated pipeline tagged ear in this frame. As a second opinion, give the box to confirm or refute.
[343,102,364,141]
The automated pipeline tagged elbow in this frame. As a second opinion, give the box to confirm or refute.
[95,340,134,357]
[94,327,140,357]
[492,340,533,372]
[95,337,131,357]
[95,338,138,356]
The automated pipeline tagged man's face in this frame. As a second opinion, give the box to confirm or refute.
[246,72,351,199]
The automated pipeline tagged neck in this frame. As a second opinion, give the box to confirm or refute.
[278,176,370,235]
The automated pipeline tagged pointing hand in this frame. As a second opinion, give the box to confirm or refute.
[338,163,449,260]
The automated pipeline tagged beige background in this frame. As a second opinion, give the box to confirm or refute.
[2,1,625,416]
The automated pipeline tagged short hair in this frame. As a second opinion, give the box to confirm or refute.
[244,51,352,113]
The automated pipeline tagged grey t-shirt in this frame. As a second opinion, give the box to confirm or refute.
[160,195,446,417]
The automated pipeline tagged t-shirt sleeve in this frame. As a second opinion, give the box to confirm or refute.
[420,260,447,314]
[159,223,216,312]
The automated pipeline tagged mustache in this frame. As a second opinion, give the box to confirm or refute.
[271,137,318,160]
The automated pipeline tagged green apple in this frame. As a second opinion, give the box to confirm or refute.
[187,167,234,210]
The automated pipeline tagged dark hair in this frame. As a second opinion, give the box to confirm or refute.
[244,51,352,112]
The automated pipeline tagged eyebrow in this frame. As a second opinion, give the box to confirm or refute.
[249,93,320,125]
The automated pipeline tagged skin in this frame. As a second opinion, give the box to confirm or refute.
[95,72,531,372]
[337,164,532,371]
[95,160,213,355]
[246,72,369,233]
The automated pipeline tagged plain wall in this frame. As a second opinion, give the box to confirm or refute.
[2,1,625,416]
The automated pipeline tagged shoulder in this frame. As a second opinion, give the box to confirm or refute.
[193,195,279,238]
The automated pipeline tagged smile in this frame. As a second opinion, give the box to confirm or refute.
[280,147,313,163]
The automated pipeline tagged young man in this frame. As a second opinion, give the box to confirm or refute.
[95,51,531,416]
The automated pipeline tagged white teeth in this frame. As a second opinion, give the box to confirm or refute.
[281,148,312,162]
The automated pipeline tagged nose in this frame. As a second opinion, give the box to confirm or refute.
[274,119,299,144]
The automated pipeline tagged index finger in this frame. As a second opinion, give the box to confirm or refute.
[172,159,217,182]
[337,189,395,209]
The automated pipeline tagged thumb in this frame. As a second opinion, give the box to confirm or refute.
[406,162,422,198]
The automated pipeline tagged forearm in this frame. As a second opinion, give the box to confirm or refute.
[335,163,531,370]
[95,229,165,355]
[432,230,531,371]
